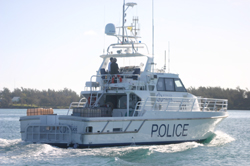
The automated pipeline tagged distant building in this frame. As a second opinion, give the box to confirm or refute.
[12,97,20,102]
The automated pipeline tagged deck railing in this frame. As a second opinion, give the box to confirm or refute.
[67,97,87,115]
[84,74,144,91]
[67,96,227,117]
[133,96,228,116]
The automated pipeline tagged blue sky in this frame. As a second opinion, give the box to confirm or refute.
[1,0,250,93]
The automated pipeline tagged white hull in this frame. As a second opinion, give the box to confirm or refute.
[20,111,227,148]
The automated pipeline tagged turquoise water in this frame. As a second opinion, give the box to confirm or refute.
[0,109,249,166]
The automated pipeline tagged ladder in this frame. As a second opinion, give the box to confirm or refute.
[89,85,108,108]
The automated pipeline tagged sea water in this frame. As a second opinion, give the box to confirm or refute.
[0,109,249,166]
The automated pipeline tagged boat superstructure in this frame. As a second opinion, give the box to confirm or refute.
[19,1,228,148]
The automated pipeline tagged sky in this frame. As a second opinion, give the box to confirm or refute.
[0,0,250,94]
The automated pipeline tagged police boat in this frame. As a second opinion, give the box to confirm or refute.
[19,1,228,148]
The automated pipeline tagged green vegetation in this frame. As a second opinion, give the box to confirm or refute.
[0,88,80,109]
[0,86,249,110]
[187,86,250,110]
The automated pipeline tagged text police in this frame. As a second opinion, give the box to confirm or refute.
[151,124,189,137]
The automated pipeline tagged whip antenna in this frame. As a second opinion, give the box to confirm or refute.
[168,41,170,73]
[164,50,166,72]
[152,0,154,72]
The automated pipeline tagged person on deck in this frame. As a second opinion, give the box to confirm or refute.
[108,57,113,73]
[110,58,119,74]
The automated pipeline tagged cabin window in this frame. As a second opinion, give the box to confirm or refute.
[157,78,165,91]
[86,126,93,133]
[157,78,186,92]
[165,78,175,91]
[174,79,186,92]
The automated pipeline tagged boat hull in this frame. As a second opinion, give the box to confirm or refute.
[19,112,227,148]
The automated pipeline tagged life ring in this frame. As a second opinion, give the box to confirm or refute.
[111,75,122,83]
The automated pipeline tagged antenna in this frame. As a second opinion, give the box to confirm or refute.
[122,0,125,43]
[132,16,139,36]
[103,4,106,54]
[152,0,154,73]
[168,41,170,73]
[164,50,166,72]
[122,0,137,44]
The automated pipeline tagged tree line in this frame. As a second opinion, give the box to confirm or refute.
[0,88,80,108]
[0,86,249,109]
[187,86,250,110]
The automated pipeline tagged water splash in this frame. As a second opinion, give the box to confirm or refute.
[149,142,203,153]
[0,130,235,165]
[0,138,22,149]
[206,130,235,147]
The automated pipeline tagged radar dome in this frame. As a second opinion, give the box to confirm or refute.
[105,23,116,35]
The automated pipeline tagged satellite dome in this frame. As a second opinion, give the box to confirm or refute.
[105,23,116,35]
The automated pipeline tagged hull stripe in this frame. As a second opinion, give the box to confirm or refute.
[45,139,206,148]
[58,115,228,122]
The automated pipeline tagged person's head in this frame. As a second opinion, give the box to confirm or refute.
[113,58,117,62]
[110,57,113,62]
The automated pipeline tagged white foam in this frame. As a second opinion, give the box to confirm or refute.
[30,144,59,157]
[207,130,235,147]
[68,142,204,157]
[0,131,234,165]
[0,138,21,148]
[149,142,203,153]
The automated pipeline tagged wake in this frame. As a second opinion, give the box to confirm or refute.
[204,130,235,147]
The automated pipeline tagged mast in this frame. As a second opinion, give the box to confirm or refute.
[168,41,170,73]
[152,0,154,72]
[164,50,166,72]
[122,0,125,44]
[122,1,137,44]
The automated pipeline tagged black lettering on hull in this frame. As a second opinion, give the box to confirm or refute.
[151,123,189,137]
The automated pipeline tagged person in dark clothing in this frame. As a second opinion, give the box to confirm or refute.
[110,58,119,74]
[108,57,113,73]
[110,58,122,83]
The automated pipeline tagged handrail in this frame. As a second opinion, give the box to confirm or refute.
[66,96,227,117]
[67,99,87,115]
[133,101,143,116]
[88,74,138,107]
[25,124,72,145]
[106,43,149,55]
[133,96,228,117]
[86,73,145,92]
